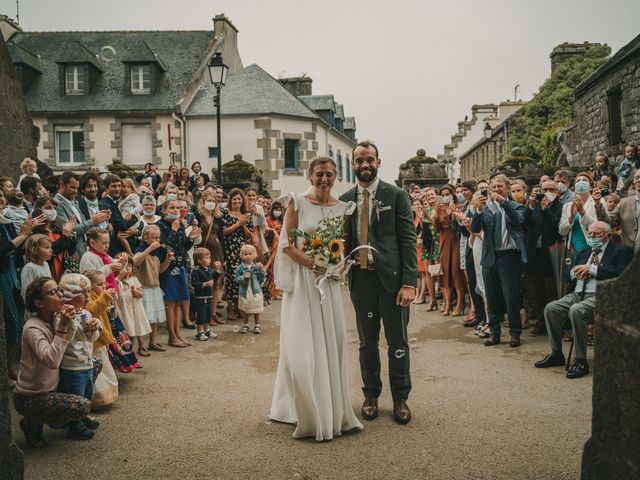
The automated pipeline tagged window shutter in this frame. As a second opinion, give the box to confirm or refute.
[84,64,90,94]
[125,64,131,94]
[149,64,156,94]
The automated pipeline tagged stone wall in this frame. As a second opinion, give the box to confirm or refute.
[0,35,37,177]
[581,252,640,479]
[564,55,640,169]
[0,35,26,479]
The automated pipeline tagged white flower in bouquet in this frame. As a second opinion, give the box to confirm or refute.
[314,255,329,269]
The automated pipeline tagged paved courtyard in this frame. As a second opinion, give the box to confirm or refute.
[11,289,592,480]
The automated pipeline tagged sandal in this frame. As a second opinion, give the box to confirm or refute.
[253,325,262,334]
[149,343,166,352]
[240,325,250,334]
[587,334,595,347]
[137,347,151,357]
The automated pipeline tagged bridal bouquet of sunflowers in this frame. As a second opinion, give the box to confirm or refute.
[291,214,344,272]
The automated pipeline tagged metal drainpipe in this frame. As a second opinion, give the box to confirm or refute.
[172,112,186,167]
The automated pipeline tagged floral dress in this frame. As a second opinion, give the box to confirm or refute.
[421,206,440,261]
[222,210,253,306]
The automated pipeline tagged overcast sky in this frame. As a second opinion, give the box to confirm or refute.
[2,0,639,180]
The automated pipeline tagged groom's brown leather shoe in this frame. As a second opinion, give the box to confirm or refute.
[393,399,411,425]
[361,398,378,420]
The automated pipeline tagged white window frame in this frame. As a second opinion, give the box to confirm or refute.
[65,65,85,95]
[55,126,85,166]
[131,64,151,94]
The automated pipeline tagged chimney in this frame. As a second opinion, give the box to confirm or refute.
[212,14,243,74]
[549,42,602,72]
[278,76,313,96]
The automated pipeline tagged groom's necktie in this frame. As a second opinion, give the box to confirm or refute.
[359,189,370,269]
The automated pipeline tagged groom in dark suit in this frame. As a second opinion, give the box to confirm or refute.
[340,141,418,425]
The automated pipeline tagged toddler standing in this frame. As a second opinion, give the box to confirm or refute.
[133,225,173,351]
[234,244,266,334]
[20,234,53,299]
[115,257,152,357]
[57,273,102,440]
[191,248,220,341]
[84,270,119,407]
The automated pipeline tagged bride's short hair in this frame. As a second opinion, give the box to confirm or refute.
[308,157,337,176]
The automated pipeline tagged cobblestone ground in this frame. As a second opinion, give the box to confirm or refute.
[11,289,592,480]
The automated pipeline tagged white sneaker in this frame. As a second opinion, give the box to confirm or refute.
[205,330,218,339]
[196,332,209,341]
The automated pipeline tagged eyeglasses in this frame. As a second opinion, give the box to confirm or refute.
[44,288,64,297]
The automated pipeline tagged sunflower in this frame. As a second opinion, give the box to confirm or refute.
[310,236,323,249]
[329,239,343,258]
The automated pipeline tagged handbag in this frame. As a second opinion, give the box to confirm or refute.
[427,238,442,277]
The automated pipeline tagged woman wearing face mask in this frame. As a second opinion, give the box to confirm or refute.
[195,191,225,324]
[157,184,178,208]
[157,199,202,347]
[559,172,609,257]
[433,185,467,316]
[138,196,161,229]
[31,197,77,282]
[267,201,284,235]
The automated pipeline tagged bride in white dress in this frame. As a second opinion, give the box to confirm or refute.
[269,157,363,441]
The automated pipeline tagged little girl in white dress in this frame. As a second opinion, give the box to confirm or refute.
[115,258,152,357]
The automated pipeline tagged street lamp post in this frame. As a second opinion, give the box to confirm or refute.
[208,52,229,185]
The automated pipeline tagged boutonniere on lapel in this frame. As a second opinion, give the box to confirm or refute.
[371,199,391,221]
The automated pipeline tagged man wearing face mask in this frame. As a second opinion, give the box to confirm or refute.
[554,170,575,205]
[53,172,111,258]
[535,221,633,378]
[99,175,138,256]
[522,180,563,336]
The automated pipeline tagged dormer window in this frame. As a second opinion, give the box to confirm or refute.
[65,65,86,95]
[131,64,151,94]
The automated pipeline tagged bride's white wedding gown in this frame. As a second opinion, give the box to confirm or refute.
[269,195,363,441]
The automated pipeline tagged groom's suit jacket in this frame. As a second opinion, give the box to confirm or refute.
[340,179,418,294]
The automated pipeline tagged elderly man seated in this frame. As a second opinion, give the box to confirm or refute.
[534,221,633,378]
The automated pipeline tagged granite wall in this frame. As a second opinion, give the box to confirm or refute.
[581,252,640,479]
[565,54,640,169]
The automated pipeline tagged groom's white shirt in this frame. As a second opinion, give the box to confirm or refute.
[356,176,379,265]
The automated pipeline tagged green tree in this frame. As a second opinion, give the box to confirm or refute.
[507,44,611,166]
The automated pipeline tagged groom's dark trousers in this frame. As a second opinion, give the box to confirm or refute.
[350,268,411,400]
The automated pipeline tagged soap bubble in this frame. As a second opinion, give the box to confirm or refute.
[232,326,240,333]
[394,348,406,359]
[409,337,418,345]
[367,312,373,318]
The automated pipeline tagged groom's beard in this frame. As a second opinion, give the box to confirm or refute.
[355,167,378,183]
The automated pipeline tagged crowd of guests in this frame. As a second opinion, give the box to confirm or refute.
[2,159,285,448]
[3,143,638,449]
[410,145,637,377]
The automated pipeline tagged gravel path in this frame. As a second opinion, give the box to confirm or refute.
[11,290,592,480]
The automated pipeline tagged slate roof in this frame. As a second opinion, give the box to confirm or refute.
[335,103,344,120]
[344,116,356,130]
[298,94,336,112]
[185,64,317,118]
[7,30,213,113]
[6,41,42,73]
[575,33,640,97]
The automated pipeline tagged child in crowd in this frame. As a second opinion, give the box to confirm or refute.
[191,248,220,341]
[234,244,266,334]
[16,157,40,190]
[133,225,173,351]
[81,242,139,373]
[20,234,53,299]
[85,269,118,407]
[115,257,152,356]
[57,273,102,440]
[117,178,143,255]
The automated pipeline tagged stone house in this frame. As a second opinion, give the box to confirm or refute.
[184,65,357,198]
[560,34,640,169]
[1,13,357,197]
